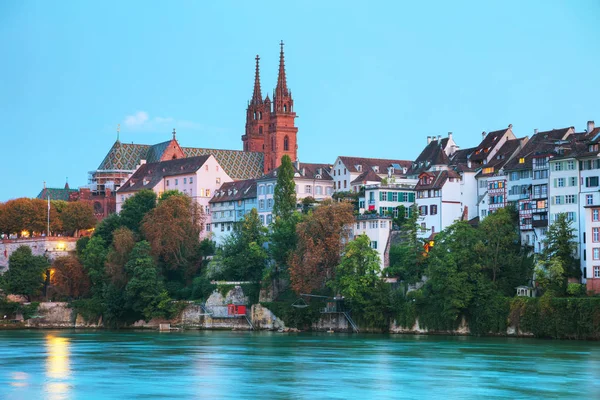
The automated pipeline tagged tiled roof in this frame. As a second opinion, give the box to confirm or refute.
[504,127,573,171]
[449,147,478,172]
[410,138,451,174]
[259,162,333,181]
[415,170,460,191]
[117,155,211,193]
[338,156,412,175]
[209,179,257,204]
[351,169,382,185]
[476,138,527,177]
[470,128,509,162]
[36,187,78,201]
[97,139,264,180]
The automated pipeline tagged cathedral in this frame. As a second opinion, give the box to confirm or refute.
[242,41,298,173]
[72,42,299,218]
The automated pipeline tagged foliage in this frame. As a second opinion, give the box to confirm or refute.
[105,227,136,287]
[387,205,427,283]
[70,298,104,323]
[268,212,301,279]
[80,236,108,292]
[260,289,323,329]
[142,194,205,283]
[289,201,355,294]
[60,202,96,236]
[76,236,90,257]
[52,256,90,299]
[535,258,566,296]
[120,190,157,233]
[218,209,268,282]
[191,275,216,300]
[93,213,122,246]
[1,246,49,301]
[392,205,407,228]
[0,299,39,320]
[567,283,587,297]
[272,155,297,220]
[540,213,580,280]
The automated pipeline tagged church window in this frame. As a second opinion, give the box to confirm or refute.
[284,136,289,151]
[259,126,263,135]
[259,112,262,120]
[284,104,287,112]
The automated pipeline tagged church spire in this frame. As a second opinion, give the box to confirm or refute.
[251,55,262,105]
[275,40,288,97]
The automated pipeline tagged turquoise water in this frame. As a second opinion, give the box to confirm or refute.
[0,330,599,399]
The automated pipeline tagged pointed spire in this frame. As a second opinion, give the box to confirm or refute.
[251,55,263,105]
[65,177,69,190]
[116,124,120,142]
[172,128,176,140]
[276,40,288,97]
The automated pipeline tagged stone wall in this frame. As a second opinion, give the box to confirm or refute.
[24,302,102,329]
[0,237,77,272]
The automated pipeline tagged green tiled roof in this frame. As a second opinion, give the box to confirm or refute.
[36,188,78,201]
[97,140,264,180]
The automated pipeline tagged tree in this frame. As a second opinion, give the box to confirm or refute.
[219,208,268,282]
[60,202,96,236]
[81,235,108,292]
[105,227,136,287]
[1,246,49,300]
[141,194,204,282]
[331,234,381,304]
[94,213,122,246]
[52,256,90,299]
[125,241,166,320]
[272,155,297,220]
[289,201,355,294]
[387,205,427,283]
[120,190,157,233]
[540,213,579,281]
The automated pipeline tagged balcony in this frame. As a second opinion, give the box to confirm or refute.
[532,219,548,228]
[520,224,533,231]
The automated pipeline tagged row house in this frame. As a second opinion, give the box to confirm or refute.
[116,155,233,236]
[415,170,462,238]
[332,156,413,193]
[256,161,334,226]
[504,127,574,253]
[208,179,257,244]
[359,183,417,218]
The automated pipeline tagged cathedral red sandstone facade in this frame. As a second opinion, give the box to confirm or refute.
[242,41,298,173]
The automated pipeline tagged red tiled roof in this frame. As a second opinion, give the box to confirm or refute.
[209,179,257,204]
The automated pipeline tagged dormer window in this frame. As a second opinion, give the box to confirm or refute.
[519,157,525,164]
[316,174,322,179]
[356,165,362,172]
[372,166,379,173]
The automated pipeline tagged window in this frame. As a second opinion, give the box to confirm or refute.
[586,176,599,187]
[593,248,600,260]
[267,199,273,208]
[327,187,333,195]
[483,167,494,175]
[205,205,209,214]
[419,206,428,215]
[259,200,265,210]
[566,212,576,221]
[268,185,273,194]
[554,196,563,205]
[519,157,525,164]
[370,241,378,249]
[184,177,187,184]
[381,192,387,201]
[569,177,577,186]
[206,224,211,232]
[216,177,221,184]
[190,177,193,184]
[594,227,599,242]
[554,162,563,171]
[260,215,265,225]
[565,195,576,204]
[206,189,210,197]
[344,180,347,189]
[315,186,323,195]
[430,205,438,215]
[267,214,272,224]
[166,180,170,187]
[175,179,178,185]
[305,185,312,194]
[481,209,488,218]
[356,222,360,229]
[595,266,600,278]
[556,178,565,187]
[221,224,225,232]
[359,200,365,208]
[567,160,575,170]
[259,185,264,195]
[284,136,289,151]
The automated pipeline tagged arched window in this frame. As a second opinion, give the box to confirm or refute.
[271,136,275,150]
[284,136,289,151]
[259,112,262,120]
[254,112,257,120]
[259,126,263,135]
[283,104,287,112]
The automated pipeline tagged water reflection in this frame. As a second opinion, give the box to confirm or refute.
[45,334,71,399]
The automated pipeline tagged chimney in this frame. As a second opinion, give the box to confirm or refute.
[482,131,486,139]
[588,121,595,133]
[437,135,441,142]
[293,160,300,170]
[508,124,513,129]
[448,132,453,141]
[534,128,538,135]
[427,136,432,144]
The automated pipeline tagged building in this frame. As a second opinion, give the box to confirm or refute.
[243,42,298,173]
[209,179,257,245]
[116,155,233,235]
[353,214,392,270]
[361,183,417,219]
[415,170,462,238]
[332,156,412,193]
[256,161,334,226]
[36,181,115,221]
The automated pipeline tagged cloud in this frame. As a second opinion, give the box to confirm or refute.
[122,111,201,132]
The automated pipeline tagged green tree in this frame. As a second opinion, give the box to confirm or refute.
[272,155,297,220]
[387,205,427,283]
[219,209,268,281]
[94,213,122,246]
[2,246,49,301]
[60,202,96,236]
[120,190,157,233]
[125,241,166,320]
[540,213,579,281]
[81,235,108,292]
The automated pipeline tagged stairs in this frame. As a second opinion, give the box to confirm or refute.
[342,311,359,333]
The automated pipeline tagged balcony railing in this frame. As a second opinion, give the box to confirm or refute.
[532,219,548,228]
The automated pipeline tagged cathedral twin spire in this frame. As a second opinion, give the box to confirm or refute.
[251,40,291,108]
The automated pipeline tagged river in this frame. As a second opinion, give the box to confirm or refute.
[0,330,599,399]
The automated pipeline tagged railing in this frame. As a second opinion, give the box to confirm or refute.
[342,312,360,333]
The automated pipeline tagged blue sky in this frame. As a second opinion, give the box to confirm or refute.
[1,0,599,201]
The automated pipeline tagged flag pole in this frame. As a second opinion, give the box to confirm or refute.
[47,195,50,237]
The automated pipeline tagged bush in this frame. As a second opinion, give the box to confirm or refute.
[567,283,587,297]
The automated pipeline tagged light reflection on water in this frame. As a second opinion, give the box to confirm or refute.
[0,330,599,399]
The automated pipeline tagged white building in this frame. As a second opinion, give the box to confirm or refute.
[353,215,392,270]
[209,179,257,245]
[415,170,462,238]
[332,156,413,193]
[361,183,417,219]
[116,155,233,236]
